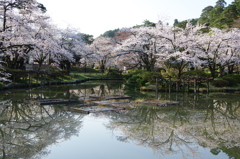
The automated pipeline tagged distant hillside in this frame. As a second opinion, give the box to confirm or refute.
[113,32,132,41]
[232,17,240,28]
[100,29,120,37]
[175,0,240,29]
[100,1,240,37]
[174,19,199,29]
[99,20,156,39]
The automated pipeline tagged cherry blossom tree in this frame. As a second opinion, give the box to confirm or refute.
[0,0,79,74]
[114,21,205,76]
[223,29,240,75]
[213,28,240,76]
[113,53,140,71]
[59,28,91,69]
[90,37,116,72]
[154,22,206,77]
[115,21,240,78]
[114,26,164,72]
[194,28,240,78]
[0,0,47,69]
[0,61,10,81]
[0,0,46,80]
[24,17,65,71]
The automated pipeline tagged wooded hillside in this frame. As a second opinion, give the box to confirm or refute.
[175,0,240,29]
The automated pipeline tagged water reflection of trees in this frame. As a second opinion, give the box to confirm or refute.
[100,94,240,159]
[67,82,124,100]
[0,82,124,159]
[0,100,85,159]
[1,83,240,159]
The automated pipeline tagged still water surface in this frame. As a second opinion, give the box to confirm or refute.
[0,81,240,159]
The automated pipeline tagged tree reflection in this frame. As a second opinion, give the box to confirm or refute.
[101,94,240,159]
[0,100,85,159]
[1,83,240,159]
[67,82,124,100]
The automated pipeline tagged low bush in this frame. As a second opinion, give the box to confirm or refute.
[211,79,229,87]
[182,70,210,77]
[70,67,100,73]
[124,70,162,89]
[222,74,240,86]
[107,69,122,78]
[125,75,146,89]
[123,70,144,80]
[141,72,162,83]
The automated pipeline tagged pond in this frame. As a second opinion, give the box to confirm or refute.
[0,81,240,159]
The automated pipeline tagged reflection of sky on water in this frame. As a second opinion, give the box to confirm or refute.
[1,83,240,159]
[44,114,229,159]
[45,114,158,159]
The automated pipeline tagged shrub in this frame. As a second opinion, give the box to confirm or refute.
[107,69,122,78]
[125,75,146,89]
[182,70,209,77]
[124,70,162,89]
[211,79,229,87]
[141,72,162,83]
[123,70,144,80]
[164,68,178,77]
[222,74,240,86]
[70,67,100,73]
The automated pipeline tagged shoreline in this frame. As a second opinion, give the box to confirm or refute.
[1,78,239,94]
[0,78,124,91]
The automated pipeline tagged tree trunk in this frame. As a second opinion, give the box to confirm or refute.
[228,65,234,74]
[209,64,216,78]
[219,65,225,77]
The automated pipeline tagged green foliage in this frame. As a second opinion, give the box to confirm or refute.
[101,29,120,37]
[78,33,94,44]
[37,3,47,12]
[70,67,100,73]
[177,0,240,29]
[124,75,146,89]
[141,72,161,83]
[198,0,240,29]
[210,148,221,155]
[133,19,156,28]
[222,74,240,86]
[161,68,177,77]
[124,70,161,89]
[211,79,229,87]
[182,70,210,77]
[107,69,123,78]
[46,66,59,73]
[173,19,199,29]
[220,146,240,159]
[5,68,25,81]
[142,19,156,27]
[211,74,240,87]
[199,6,214,25]
[123,70,142,80]
[215,0,227,7]
[163,57,190,78]
[217,4,238,28]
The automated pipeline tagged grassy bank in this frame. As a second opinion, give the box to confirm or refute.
[1,67,240,93]
[0,67,123,90]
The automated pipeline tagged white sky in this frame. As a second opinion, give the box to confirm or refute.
[37,0,233,37]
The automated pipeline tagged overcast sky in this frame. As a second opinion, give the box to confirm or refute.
[37,0,234,37]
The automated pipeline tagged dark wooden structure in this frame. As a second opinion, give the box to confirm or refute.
[28,98,79,105]
[156,76,214,93]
